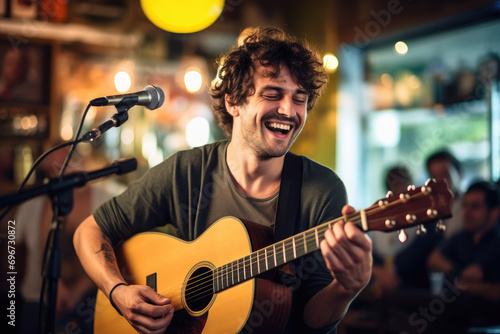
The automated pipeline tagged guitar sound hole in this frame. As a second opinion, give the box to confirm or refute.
[185,266,214,313]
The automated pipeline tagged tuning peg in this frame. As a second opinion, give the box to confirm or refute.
[416,224,427,236]
[407,185,416,191]
[385,190,394,198]
[406,214,417,223]
[425,178,436,186]
[378,199,388,208]
[421,186,432,195]
[385,219,396,228]
[435,220,447,233]
[398,229,407,243]
[427,209,438,218]
[399,193,410,203]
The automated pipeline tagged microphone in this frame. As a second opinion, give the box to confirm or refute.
[82,85,164,142]
[90,85,165,110]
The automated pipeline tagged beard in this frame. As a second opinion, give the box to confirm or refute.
[251,138,291,160]
[239,111,302,160]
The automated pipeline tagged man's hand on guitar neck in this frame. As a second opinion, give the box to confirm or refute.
[321,204,373,295]
[111,283,174,334]
[304,205,373,329]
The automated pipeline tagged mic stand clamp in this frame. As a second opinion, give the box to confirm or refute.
[81,97,135,142]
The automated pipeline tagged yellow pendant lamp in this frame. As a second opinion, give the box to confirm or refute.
[140,0,225,34]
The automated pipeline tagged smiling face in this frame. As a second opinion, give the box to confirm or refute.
[228,63,308,159]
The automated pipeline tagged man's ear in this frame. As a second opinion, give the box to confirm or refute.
[225,94,239,117]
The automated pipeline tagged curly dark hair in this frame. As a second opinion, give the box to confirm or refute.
[210,26,328,136]
[426,150,462,175]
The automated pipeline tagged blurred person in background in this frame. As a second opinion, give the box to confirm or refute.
[428,180,500,332]
[390,150,463,291]
[425,149,464,238]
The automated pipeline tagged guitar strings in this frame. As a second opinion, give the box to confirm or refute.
[156,218,352,307]
[167,212,419,308]
[164,201,429,307]
[156,192,430,307]
[158,192,429,306]
[177,192,413,294]
[166,216,369,307]
[156,220,359,308]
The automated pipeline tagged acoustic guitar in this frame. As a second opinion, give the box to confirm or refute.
[94,179,453,334]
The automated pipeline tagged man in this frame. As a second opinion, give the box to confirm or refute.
[427,181,500,332]
[74,27,372,334]
[393,150,463,290]
[428,181,500,294]
[425,149,463,239]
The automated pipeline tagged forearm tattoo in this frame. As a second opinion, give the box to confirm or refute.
[96,233,115,265]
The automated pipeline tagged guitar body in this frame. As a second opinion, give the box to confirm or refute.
[94,217,292,334]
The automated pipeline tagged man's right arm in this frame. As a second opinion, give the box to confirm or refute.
[74,215,124,295]
[74,215,174,334]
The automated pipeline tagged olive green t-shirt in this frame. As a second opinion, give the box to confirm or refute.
[201,142,279,230]
[95,140,346,245]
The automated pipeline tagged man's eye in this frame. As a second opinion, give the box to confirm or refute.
[294,99,307,104]
[262,95,280,101]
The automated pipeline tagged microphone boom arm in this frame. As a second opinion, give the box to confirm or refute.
[0,157,138,208]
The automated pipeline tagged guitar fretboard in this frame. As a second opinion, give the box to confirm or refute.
[213,212,365,293]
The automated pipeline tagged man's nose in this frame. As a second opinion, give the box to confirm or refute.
[278,96,295,118]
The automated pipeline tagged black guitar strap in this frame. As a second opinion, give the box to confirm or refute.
[274,152,303,244]
[274,152,303,334]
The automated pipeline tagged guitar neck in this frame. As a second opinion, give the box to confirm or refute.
[213,214,360,293]
[213,179,453,293]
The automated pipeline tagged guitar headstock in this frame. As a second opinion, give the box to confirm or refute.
[364,179,453,233]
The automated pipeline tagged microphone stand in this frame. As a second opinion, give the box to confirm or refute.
[42,158,138,334]
[0,158,137,334]
[0,98,138,333]
[39,189,71,334]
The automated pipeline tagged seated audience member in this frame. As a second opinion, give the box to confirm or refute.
[427,181,500,332]
[425,149,464,238]
[428,181,500,296]
[392,150,462,290]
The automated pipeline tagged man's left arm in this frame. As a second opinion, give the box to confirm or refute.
[304,205,372,329]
